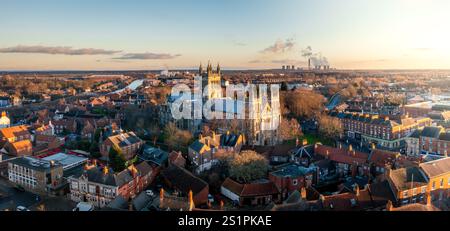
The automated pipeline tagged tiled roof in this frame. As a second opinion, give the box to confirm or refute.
[388,167,428,191]
[390,203,440,211]
[314,144,368,165]
[419,157,450,178]
[161,165,208,195]
[368,149,400,167]
[0,125,30,139]
[221,178,279,197]
[420,126,443,138]
[10,139,32,152]
[321,189,373,211]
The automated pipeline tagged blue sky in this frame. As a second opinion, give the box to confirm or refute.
[1,0,450,70]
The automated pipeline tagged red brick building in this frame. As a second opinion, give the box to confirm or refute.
[100,132,144,160]
[269,163,316,199]
[332,112,431,150]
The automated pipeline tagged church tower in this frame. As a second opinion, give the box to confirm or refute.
[201,61,222,100]
[0,111,11,128]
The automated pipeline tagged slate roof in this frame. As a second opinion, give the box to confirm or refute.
[106,132,142,148]
[139,145,169,166]
[439,132,450,141]
[421,126,443,138]
[189,140,208,153]
[270,163,316,178]
[220,133,241,147]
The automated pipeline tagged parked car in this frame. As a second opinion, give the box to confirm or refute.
[208,194,214,203]
[73,202,94,211]
[145,190,154,197]
[16,206,30,211]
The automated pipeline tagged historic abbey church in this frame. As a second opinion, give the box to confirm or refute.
[160,62,282,146]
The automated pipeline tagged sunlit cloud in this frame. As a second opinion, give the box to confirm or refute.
[260,38,295,54]
[0,45,121,55]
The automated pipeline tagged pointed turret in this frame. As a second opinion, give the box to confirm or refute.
[199,62,203,75]
[207,61,212,73]
[216,63,221,74]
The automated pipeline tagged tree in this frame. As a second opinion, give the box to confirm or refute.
[89,141,101,159]
[284,89,326,119]
[279,118,303,141]
[317,115,343,139]
[109,146,126,172]
[163,122,193,151]
[229,150,268,183]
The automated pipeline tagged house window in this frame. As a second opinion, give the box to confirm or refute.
[421,186,427,194]
[412,188,417,195]
[403,191,408,198]
[440,179,444,188]
[432,181,436,190]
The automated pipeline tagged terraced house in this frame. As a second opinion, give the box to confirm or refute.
[68,161,153,208]
[419,158,450,202]
[332,112,431,150]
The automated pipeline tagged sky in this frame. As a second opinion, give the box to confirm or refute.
[1,0,450,70]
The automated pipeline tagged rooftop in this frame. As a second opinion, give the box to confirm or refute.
[42,153,88,170]
[10,156,62,172]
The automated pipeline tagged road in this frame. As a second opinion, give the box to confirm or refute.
[0,177,40,211]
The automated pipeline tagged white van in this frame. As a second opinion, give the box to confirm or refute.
[73,202,94,211]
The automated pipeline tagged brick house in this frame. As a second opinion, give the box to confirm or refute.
[100,132,144,160]
[68,161,153,208]
[314,144,370,178]
[332,112,431,150]
[418,127,450,156]
[269,163,316,199]
[0,125,31,143]
[419,158,450,202]
[4,139,33,156]
[386,166,428,206]
[221,178,280,206]
[161,164,209,206]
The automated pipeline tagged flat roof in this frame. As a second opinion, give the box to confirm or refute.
[42,153,88,170]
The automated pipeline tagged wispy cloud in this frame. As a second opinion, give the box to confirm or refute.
[0,45,121,55]
[260,38,295,53]
[413,48,434,51]
[113,52,181,60]
[233,40,247,46]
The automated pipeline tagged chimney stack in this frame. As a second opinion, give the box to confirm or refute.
[354,184,360,197]
[159,188,165,208]
[301,187,307,200]
[386,200,393,211]
[188,190,195,211]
